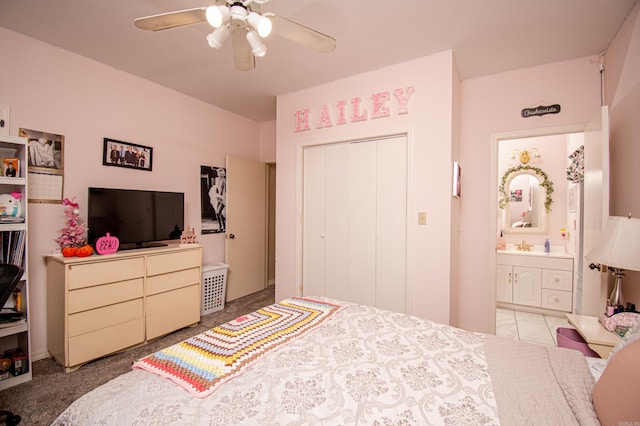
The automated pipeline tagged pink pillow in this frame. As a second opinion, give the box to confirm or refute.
[592,338,640,425]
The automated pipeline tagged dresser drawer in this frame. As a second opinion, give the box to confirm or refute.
[146,284,200,340]
[68,317,144,367]
[68,298,144,337]
[147,249,201,276]
[146,268,200,296]
[542,269,573,291]
[68,257,145,290]
[69,278,143,314]
[541,289,572,312]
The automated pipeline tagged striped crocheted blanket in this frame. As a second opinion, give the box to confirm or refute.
[133,297,345,398]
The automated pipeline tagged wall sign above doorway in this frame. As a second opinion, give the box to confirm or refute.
[521,104,561,118]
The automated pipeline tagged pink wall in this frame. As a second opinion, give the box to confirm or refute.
[259,120,277,163]
[276,52,458,324]
[604,2,640,305]
[0,28,262,359]
[458,58,601,332]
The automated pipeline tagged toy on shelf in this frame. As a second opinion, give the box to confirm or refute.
[0,191,23,220]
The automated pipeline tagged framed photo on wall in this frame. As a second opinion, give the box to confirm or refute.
[102,138,153,171]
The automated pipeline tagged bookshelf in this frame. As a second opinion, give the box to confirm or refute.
[0,134,30,390]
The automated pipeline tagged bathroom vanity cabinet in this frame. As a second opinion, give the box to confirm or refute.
[497,252,573,312]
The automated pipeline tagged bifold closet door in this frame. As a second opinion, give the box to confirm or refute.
[302,135,407,312]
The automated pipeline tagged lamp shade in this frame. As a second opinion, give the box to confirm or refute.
[247,12,272,38]
[207,26,230,49]
[585,216,640,271]
[206,5,230,28]
[246,30,267,56]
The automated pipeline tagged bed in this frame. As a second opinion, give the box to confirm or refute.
[52,297,640,425]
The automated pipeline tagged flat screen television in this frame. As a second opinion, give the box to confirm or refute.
[87,187,184,250]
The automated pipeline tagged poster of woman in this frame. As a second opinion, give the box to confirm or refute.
[200,165,226,234]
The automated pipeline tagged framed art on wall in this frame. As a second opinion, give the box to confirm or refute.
[200,165,226,234]
[102,138,152,171]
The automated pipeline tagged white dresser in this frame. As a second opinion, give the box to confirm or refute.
[47,244,202,372]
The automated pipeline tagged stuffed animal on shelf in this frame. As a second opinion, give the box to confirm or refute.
[0,191,23,217]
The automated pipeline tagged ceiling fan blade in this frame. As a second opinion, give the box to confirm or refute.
[134,7,208,31]
[231,29,255,71]
[267,14,336,53]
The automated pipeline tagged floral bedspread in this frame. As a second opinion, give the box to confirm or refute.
[53,298,507,425]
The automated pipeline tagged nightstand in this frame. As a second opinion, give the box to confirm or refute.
[565,313,621,359]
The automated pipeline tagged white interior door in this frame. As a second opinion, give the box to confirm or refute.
[302,135,408,312]
[580,106,610,315]
[225,155,267,301]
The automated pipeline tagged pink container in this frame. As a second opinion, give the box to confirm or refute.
[556,327,601,358]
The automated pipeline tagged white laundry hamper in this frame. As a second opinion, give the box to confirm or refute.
[201,263,229,315]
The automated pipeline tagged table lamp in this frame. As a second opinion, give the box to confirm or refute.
[586,215,640,307]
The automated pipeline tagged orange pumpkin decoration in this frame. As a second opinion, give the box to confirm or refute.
[61,247,78,257]
[76,245,94,257]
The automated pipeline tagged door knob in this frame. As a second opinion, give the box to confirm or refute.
[228,233,235,239]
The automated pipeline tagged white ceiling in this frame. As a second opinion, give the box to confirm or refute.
[0,0,636,122]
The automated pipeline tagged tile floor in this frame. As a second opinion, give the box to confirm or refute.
[496,308,574,347]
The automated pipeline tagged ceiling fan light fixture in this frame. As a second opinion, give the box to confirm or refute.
[207,25,230,49]
[247,12,272,38]
[205,5,230,28]
[246,30,267,57]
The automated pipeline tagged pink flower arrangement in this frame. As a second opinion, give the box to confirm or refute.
[55,197,88,248]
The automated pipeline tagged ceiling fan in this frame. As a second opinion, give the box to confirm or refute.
[134,0,336,71]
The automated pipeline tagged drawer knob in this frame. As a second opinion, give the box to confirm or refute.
[554,278,560,283]
[554,296,560,302]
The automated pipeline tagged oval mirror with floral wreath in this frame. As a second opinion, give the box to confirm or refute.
[498,165,554,234]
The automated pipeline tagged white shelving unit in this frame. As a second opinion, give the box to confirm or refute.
[0,134,31,390]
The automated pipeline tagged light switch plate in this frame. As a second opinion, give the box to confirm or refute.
[418,211,427,225]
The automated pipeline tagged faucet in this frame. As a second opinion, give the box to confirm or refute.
[515,239,533,251]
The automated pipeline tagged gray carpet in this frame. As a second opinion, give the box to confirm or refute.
[0,286,275,425]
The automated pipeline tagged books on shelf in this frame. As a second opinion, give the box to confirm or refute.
[1,158,19,178]
[0,231,25,268]
[0,217,24,223]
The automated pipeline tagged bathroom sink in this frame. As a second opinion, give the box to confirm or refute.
[497,244,572,258]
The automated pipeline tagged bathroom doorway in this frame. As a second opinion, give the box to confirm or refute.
[489,107,610,334]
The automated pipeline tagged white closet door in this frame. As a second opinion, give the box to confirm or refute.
[325,143,351,301]
[376,136,407,312]
[348,141,377,306]
[302,145,326,297]
[302,135,408,312]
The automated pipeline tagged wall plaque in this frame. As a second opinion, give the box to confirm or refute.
[521,104,561,118]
